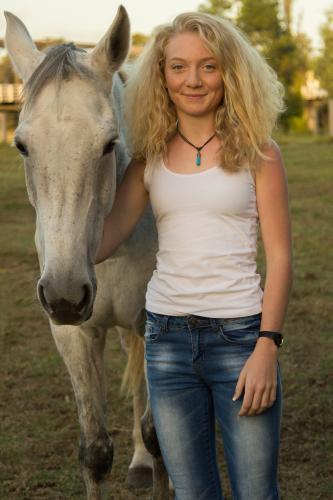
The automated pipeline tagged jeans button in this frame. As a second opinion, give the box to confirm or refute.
[188,316,197,327]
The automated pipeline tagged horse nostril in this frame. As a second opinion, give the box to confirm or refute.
[37,281,53,314]
[78,284,92,312]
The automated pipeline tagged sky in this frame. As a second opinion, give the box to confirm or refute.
[0,0,332,52]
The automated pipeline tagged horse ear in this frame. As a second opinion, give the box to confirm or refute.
[89,5,130,82]
[4,11,45,83]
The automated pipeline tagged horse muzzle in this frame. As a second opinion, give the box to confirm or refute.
[37,278,96,325]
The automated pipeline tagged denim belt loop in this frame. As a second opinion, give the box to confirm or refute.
[210,318,221,333]
[161,314,169,332]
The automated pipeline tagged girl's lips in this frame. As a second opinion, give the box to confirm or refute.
[183,94,207,100]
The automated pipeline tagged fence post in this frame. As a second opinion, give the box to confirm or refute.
[0,112,7,143]
[328,99,333,137]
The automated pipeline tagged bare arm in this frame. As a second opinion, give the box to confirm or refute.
[95,160,149,264]
[234,141,293,416]
[256,141,293,336]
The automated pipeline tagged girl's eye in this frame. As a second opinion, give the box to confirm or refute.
[203,64,217,71]
[171,64,184,71]
[15,140,29,157]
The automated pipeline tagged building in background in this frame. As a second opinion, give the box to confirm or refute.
[301,70,330,135]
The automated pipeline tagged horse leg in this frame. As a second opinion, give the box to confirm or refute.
[141,401,169,500]
[126,374,153,488]
[118,329,153,488]
[50,323,111,500]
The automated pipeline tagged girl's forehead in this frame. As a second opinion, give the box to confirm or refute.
[164,32,216,60]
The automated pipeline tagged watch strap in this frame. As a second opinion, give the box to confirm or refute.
[258,331,284,347]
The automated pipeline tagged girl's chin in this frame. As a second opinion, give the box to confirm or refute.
[176,108,217,118]
[173,100,218,117]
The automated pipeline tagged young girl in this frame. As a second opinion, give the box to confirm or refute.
[97,12,292,500]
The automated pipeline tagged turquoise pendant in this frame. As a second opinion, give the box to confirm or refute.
[196,151,201,166]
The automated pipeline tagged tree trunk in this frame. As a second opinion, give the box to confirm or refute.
[283,0,292,32]
[0,112,7,143]
[328,98,333,137]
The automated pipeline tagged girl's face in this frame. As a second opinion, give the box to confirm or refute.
[164,32,224,119]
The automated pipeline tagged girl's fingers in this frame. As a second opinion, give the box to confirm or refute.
[246,386,265,416]
[269,384,277,407]
[254,389,271,414]
[238,385,255,416]
[233,369,246,402]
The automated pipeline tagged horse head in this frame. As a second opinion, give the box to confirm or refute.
[5,7,130,325]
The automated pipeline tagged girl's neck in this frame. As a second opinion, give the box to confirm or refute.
[176,113,216,144]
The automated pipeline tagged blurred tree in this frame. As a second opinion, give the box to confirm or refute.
[269,31,304,130]
[198,0,234,17]
[132,33,149,47]
[282,0,292,32]
[316,8,333,135]
[316,9,333,97]
[236,0,310,130]
[237,0,281,54]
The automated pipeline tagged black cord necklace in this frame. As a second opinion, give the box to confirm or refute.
[177,124,215,166]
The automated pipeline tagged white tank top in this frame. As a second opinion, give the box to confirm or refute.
[144,158,263,318]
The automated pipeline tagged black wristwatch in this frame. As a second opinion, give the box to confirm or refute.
[258,331,284,347]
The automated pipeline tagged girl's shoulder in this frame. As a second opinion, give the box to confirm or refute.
[252,140,282,178]
[255,140,287,198]
[141,158,158,193]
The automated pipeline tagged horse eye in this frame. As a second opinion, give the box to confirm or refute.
[102,139,116,156]
[15,140,29,157]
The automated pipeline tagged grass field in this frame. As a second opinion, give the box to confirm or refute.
[0,137,332,499]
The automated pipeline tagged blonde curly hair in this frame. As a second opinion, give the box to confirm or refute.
[124,12,285,173]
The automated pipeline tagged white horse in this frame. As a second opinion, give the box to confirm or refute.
[5,7,168,499]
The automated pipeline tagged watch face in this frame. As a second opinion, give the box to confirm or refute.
[276,334,284,346]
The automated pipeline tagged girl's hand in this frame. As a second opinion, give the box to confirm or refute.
[232,338,278,416]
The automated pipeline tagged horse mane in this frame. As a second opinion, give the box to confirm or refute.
[23,44,96,108]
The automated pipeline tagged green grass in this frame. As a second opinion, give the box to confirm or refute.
[1,138,332,499]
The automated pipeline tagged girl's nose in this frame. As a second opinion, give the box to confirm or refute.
[186,67,202,87]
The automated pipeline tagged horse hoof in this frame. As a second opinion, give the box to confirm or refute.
[126,465,153,489]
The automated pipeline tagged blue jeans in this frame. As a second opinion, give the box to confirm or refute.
[144,310,282,500]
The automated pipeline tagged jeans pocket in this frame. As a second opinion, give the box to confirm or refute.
[218,315,261,346]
